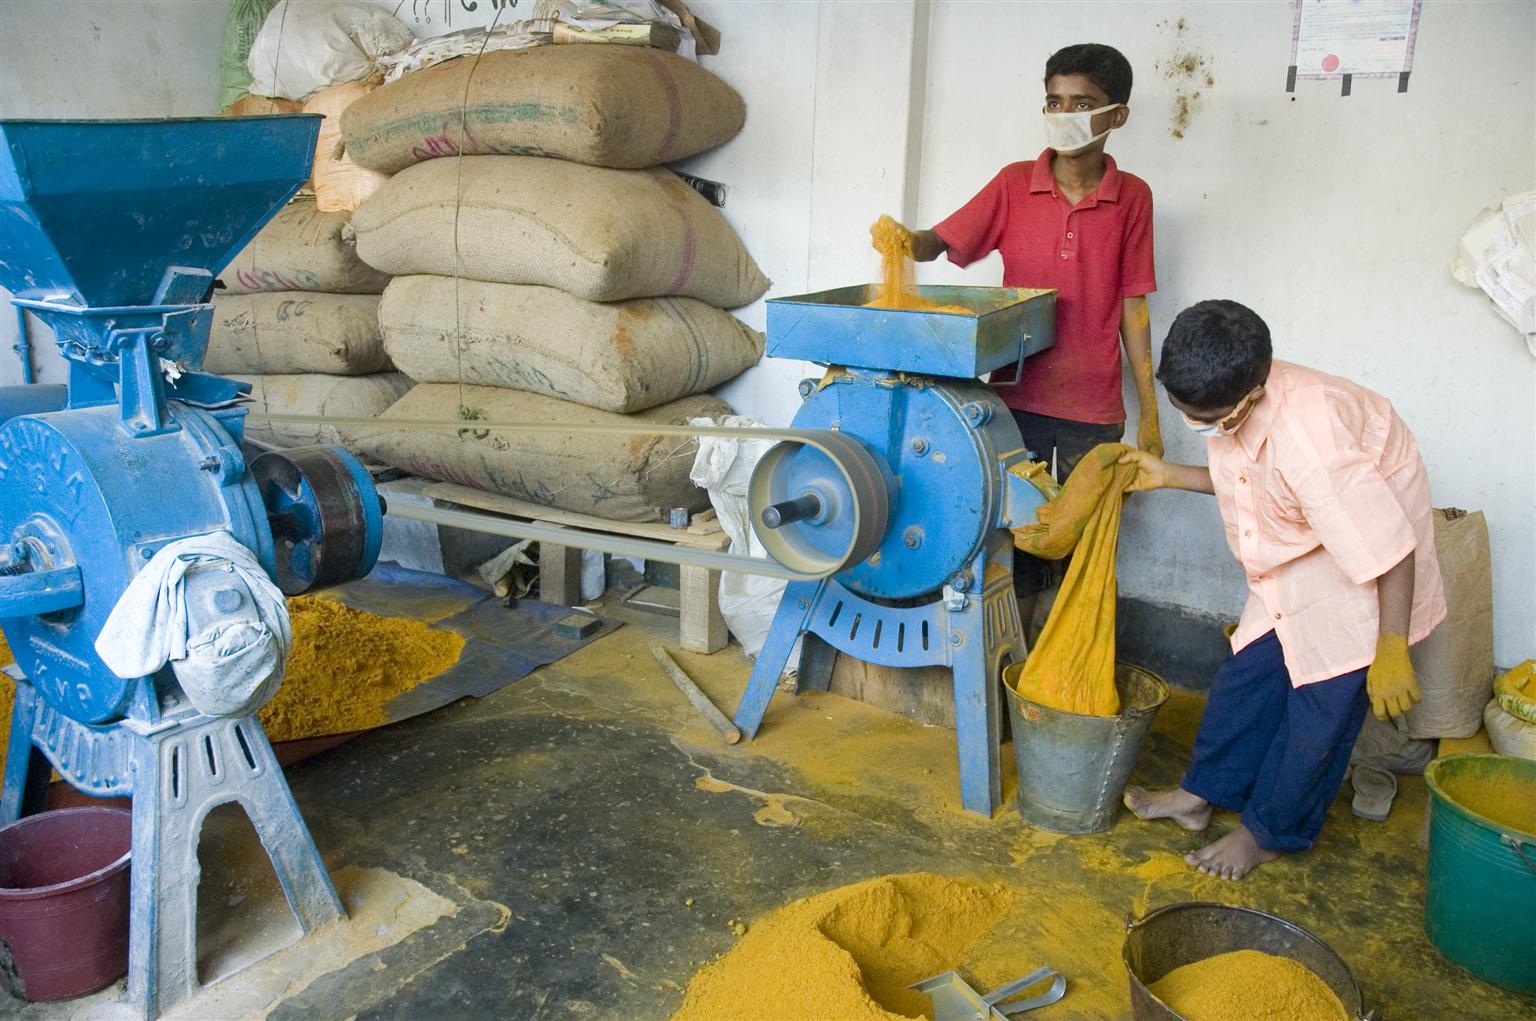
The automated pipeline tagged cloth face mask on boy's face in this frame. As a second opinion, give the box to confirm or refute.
[1043,104,1122,154]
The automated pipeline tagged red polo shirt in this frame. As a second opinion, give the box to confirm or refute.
[934,150,1156,424]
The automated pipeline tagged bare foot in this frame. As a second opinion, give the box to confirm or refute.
[1185,825,1281,880]
[1122,786,1212,832]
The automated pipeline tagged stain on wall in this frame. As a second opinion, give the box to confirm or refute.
[1155,17,1215,140]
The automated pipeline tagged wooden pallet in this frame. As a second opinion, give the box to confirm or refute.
[424,483,732,654]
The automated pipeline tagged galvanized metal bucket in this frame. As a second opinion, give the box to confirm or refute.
[1123,902,1374,1021]
[1004,662,1168,834]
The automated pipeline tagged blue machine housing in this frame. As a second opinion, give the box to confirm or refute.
[734,285,1060,817]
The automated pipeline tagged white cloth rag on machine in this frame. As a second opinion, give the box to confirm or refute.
[95,531,292,718]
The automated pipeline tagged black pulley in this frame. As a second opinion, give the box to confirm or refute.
[250,446,384,595]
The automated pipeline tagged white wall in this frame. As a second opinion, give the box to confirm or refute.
[0,0,229,386]
[687,0,1536,666]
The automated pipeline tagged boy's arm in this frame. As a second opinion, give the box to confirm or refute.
[1366,552,1421,720]
[1120,296,1162,457]
[911,230,949,263]
[1117,450,1213,494]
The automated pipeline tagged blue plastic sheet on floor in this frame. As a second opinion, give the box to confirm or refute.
[329,564,622,727]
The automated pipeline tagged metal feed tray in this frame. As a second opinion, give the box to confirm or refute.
[765,284,1056,380]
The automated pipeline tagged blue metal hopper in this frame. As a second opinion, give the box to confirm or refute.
[0,116,319,307]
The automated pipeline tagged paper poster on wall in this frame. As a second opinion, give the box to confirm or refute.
[1287,0,1422,96]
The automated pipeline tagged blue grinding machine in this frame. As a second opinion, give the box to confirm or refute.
[0,118,384,1018]
[733,283,1059,817]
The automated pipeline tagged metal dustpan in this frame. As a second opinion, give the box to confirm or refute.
[910,966,1066,1020]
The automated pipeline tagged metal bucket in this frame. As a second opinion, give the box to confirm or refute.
[1423,753,1536,995]
[0,807,132,1001]
[1004,662,1168,834]
[1123,902,1372,1021]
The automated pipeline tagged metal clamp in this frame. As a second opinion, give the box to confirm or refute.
[988,333,1031,388]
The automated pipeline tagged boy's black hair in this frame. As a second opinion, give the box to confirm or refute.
[1157,300,1274,409]
[1044,44,1134,105]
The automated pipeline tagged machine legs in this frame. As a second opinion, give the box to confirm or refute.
[730,539,1027,816]
[1,678,343,1019]
[0,690,50,824]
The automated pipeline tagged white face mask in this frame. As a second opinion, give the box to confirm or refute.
[1042,103,1122,155]
[1183,417,1227,438]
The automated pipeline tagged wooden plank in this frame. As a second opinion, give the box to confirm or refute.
[687,508,724,535]
[829,657,956,728]
[425,483,729,551]
[678,563,728,654]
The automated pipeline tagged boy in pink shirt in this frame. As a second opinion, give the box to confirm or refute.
[1120,300,1445,880]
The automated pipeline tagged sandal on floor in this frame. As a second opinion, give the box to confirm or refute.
[1351,764,1398,821]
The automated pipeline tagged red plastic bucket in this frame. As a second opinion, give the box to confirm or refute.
[0,807,132,1001]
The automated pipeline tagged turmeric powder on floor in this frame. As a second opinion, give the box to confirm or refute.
[1148,949,1349,1021]
[1011,443,1139,716]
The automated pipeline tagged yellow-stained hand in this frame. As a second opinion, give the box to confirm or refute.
[1137,406,1164,459]
[870,214,914,253]
[1366,632,1421,721]
[1117,448,1172,492]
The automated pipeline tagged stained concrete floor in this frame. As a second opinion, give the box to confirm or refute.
[8,588,1527,1020]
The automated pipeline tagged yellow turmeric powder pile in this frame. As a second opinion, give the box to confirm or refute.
[673,873,1012,1021]
[0,631,12,774]
[258,596,465,742]
[1440,769,1536,836]
[866,215,973,314]
[1148,950,1349,1021]
[1010,443,1139,716]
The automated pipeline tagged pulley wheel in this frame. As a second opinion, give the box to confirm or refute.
[749,431,891,577]
[251,446,383,595]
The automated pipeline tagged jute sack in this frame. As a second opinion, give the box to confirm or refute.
[207,293,389,375]
[340,45,745,174]
[350,156,770,307]
[378,276,762,413]
[1405,508,1496,739]
[304,81,390,214]
[223,198,391,294]
[349,383,727,522]
[236,373,411,448]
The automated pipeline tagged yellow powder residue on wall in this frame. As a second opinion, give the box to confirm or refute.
[0,630,12,775]
[258,597,465,742]
[1010,443,1139,716]
[1147,949,1349,1021]
[866,215,973,315]
[673,873,1012,1021]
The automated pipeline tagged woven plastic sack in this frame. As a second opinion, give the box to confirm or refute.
[1493,660,1536,724]
[378,276,761,413]
[207,293,388,375]
[340,44,743,174]
[1485,698,1536,762]
[349,383,725,523]
[220,0,278,111]
[246,1,412,101]
[351,156,769,307]
[304,81,390,214]
[236,373,411,449]
[222,198,390,295]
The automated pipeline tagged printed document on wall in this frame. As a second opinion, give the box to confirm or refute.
[1292,0,1421,80]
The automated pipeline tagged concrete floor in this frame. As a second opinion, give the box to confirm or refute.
[9,589,1527,1020]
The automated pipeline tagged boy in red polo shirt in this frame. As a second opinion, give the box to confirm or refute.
[889,43,1159,617]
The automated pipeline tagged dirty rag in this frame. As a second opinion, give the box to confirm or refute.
[95,532,290,718]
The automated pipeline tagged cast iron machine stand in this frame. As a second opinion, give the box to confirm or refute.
[732,285,1059,816]
[0,119,384,1018]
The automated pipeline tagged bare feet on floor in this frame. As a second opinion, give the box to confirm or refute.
[1186,824,1281,880]
[1122,786,1212,832]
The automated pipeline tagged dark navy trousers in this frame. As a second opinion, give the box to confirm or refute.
[1181,630,1369,852]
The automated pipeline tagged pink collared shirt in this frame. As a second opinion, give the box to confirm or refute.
[1212,361,1446,686]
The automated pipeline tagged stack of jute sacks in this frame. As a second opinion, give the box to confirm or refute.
[209,197,409,449]
[336,43,769,524]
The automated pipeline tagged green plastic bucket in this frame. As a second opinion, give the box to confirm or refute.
[1423,753,1536,996]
